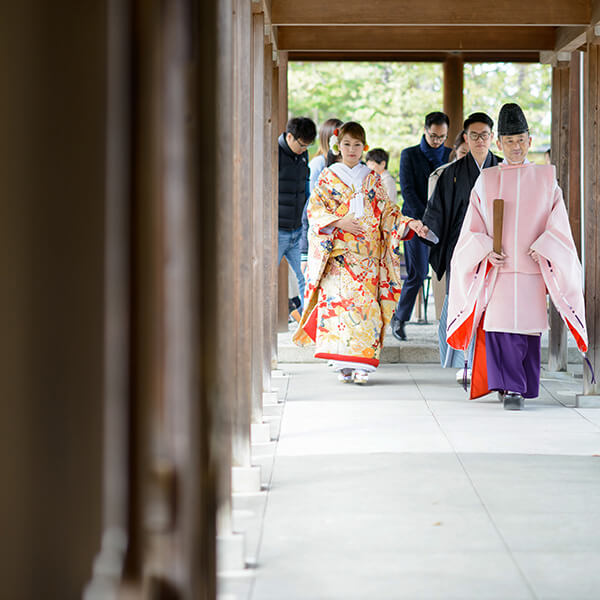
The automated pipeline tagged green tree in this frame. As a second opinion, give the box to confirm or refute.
[288,61,552,181]
[288,62,444,179]
[464,62,551,153]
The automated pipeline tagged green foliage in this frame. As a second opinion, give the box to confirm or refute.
[464,63,551,153]
[288,61,552,179]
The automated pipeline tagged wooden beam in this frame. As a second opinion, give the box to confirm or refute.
[277,26,557,52]
[555,26,588,53]
[272,0,590,26]
[288,51,541,62]
[259,0,272,25]
[594,0,600,26]
[540,26,587,65]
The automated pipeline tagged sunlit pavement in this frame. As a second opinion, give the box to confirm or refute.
[242,362,600,600]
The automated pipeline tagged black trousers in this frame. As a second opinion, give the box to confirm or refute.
[394,235,429,322]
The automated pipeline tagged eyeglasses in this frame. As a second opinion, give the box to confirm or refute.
[426,130,447,142]
[294,137,313,150]
[468,131,492,141]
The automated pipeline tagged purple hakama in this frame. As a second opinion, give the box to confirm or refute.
[485,331,540,398]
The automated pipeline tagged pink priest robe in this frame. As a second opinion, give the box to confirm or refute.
[447,162,587,399]
[292,164,413,368]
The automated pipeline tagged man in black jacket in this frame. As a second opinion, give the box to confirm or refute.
[278,117,316,311]
[392,111,451,340]
[420,112,501,282]
[414,112,501,372]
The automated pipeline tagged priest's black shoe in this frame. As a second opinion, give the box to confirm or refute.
[503,392,524,411]
[391,316,407,341]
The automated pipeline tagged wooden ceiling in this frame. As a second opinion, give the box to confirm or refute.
[258,0,600,63]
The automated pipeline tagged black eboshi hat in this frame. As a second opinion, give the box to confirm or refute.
[497,103,529,136]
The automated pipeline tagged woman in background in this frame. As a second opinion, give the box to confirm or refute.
[301,118,343,272]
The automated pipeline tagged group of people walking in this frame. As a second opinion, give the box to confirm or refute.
[279,103,589,410]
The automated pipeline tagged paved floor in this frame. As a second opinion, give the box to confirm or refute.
[244,363,600,600]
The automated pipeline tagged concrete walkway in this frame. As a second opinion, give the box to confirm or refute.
[246,362,600,600]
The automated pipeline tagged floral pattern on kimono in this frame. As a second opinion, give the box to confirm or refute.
[292,166,414,367]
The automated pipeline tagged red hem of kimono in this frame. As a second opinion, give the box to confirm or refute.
[314,352,379,368]
[447,263,493,352]
[303,305,318,342]
[566,319,588,353]
[470,316,490,400]
[447,308,475,352]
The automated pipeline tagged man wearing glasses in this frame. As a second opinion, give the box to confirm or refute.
[278,117,317,311]
[391,111,451,341]
[413,112,501,378]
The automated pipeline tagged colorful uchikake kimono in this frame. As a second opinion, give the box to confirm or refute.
[447,162,589,399]
[292,163,414,371]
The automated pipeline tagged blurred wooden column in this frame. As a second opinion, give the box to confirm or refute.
[568,51,582,258]
[277,51,290,332]
[84,0,131,595]
[210,0,248,575]
[443,54,464,144]
[582,34,600,397]
[271,58,280,366]
[122,0,221,594]
[263,41,274,395]
[0,2,106,597]
[231,0,260,493]
[250,10,270,440]
[548,58,570,372]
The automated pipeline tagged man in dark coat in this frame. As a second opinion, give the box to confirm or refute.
[391,111,451,340]
[414,112,501,373]
[420,112,501,282]
[278,116,316,311]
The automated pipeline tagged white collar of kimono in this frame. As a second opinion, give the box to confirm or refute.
[329,163,371,218]
[501,158,530,165]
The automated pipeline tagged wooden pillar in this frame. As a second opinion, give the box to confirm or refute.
[272,60,280,366]
[583,35,600,395]
[124,0,220,594]
[548,61,570,372]
[277,51,290,332]
[211,0,245,576]
[123,0,158,586]
[0,2,106,597]
[443,54,464,144]
[263,42,274,394]
[231,0,253,473]
[160,0,198,588]
[251,11,266,421]
[84,0,131,595]
[569,52,582,258]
